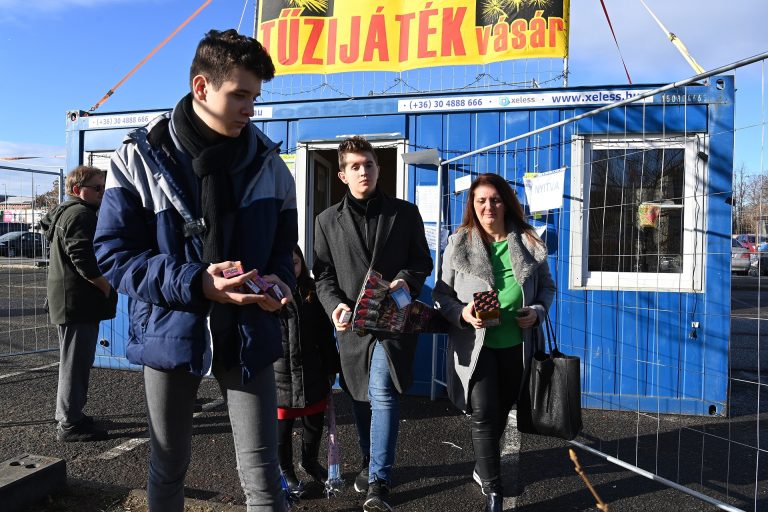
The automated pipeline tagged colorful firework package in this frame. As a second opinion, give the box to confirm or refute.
[351,269,448,334]
[473,290,501,326]
[221,263,285,301]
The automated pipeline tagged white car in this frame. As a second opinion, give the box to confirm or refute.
[732,238,751,274]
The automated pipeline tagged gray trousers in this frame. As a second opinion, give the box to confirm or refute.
[55,322,99,427]
[144,363,284,512]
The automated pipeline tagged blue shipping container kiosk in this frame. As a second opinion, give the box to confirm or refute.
[66,76,735,415]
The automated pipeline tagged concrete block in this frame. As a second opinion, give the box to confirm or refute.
[0,454,66,512]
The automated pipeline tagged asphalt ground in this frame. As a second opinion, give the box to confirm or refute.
[4,351,767,512]
[0,269,767,511]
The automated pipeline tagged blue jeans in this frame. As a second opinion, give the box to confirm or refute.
[351,341,400,484]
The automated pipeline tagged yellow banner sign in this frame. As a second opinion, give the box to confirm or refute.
[258,0,570,75]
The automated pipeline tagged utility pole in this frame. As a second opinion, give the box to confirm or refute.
[253,0,260,39]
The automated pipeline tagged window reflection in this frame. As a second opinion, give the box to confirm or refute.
[588,147,685,274]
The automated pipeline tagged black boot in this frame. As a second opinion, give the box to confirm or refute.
[481,479,503,512]
[355,455,370,493]
[281,467,305,497]
[300,441,328,483]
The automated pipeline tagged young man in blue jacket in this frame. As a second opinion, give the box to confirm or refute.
[94,29,297,512]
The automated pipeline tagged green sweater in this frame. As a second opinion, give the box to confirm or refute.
[484,240,523,348]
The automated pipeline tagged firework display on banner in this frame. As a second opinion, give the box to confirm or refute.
[257,0,570,74]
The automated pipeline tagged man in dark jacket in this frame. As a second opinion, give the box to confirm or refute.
[40,165,117,442]
[313,136,433,512]
[94,30,296,512]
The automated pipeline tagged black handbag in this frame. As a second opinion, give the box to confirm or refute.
[517,313,582,440]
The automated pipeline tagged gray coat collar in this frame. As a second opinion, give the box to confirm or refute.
[451,226,548,287]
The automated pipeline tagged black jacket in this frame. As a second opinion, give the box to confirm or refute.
[275,293,340,409]
[313,192,433,401]
[40,198,117,325]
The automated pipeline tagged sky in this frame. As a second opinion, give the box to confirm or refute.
[0,0,765,195]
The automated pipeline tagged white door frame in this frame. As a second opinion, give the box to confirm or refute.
[295,139,408,269]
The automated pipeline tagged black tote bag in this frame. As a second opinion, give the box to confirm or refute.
[517,313,582,440]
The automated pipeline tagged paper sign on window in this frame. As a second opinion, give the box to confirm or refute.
[523,167,566,213]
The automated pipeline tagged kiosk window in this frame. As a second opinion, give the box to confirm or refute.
[569,136,706,292]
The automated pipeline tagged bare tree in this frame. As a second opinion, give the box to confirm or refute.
[736,166,768,238]
[34,179,60,210]
[732,162,749,234]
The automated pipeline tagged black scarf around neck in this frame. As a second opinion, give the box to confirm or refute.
[345,189,381,256]
[172,93,249,263]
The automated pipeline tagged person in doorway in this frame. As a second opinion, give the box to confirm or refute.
[94,29,297,512]
[41,165,117,442]
[312,136,433,511]
[432,173,555,512]
[274,245,340,496]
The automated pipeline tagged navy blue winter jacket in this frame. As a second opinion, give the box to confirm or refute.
[94,112,298,382]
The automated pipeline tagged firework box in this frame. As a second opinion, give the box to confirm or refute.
[339,310,352,325]
[351,268,447,335]
[473,290,501,326]
[222,263,245,279]
[221,264,284,301]
[390,287,412,310]
[250,273,285,301]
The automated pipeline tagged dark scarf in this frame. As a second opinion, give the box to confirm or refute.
[172,93,249,263]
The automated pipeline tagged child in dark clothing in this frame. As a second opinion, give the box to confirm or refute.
[275,245,340,495]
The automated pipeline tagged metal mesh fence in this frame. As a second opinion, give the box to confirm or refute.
[431,54,767,511]
[0,165,63,363]
[261,60,566,102]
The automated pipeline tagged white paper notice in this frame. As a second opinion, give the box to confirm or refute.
[424,224,449,252]
[416,186,439,223]
[455,175,472,193]
[524,167,566,213]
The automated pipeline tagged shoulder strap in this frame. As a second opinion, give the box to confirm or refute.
[139,121,206,238]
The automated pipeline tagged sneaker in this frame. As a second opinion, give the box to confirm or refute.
[299,459,328,483]
[363,477,393,512]
[484,490,502,512]
[473,467,482,488]
[354,456,370,493]
[480,478,503,501]
[56,420,108,442]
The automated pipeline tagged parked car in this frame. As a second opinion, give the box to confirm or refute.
[0,231,45,258]
[731,238,752,274]
[750,245,768,276]
[734,233,767,253]
[0,222,30,235]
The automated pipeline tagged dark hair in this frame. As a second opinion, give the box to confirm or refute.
[337,135,378,170]
[293,245,316,303]
[65,165,105,196]
[189,29,275,90]
[458,173,539,245]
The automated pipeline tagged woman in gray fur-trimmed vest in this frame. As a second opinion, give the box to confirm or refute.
[433,173,555,512]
